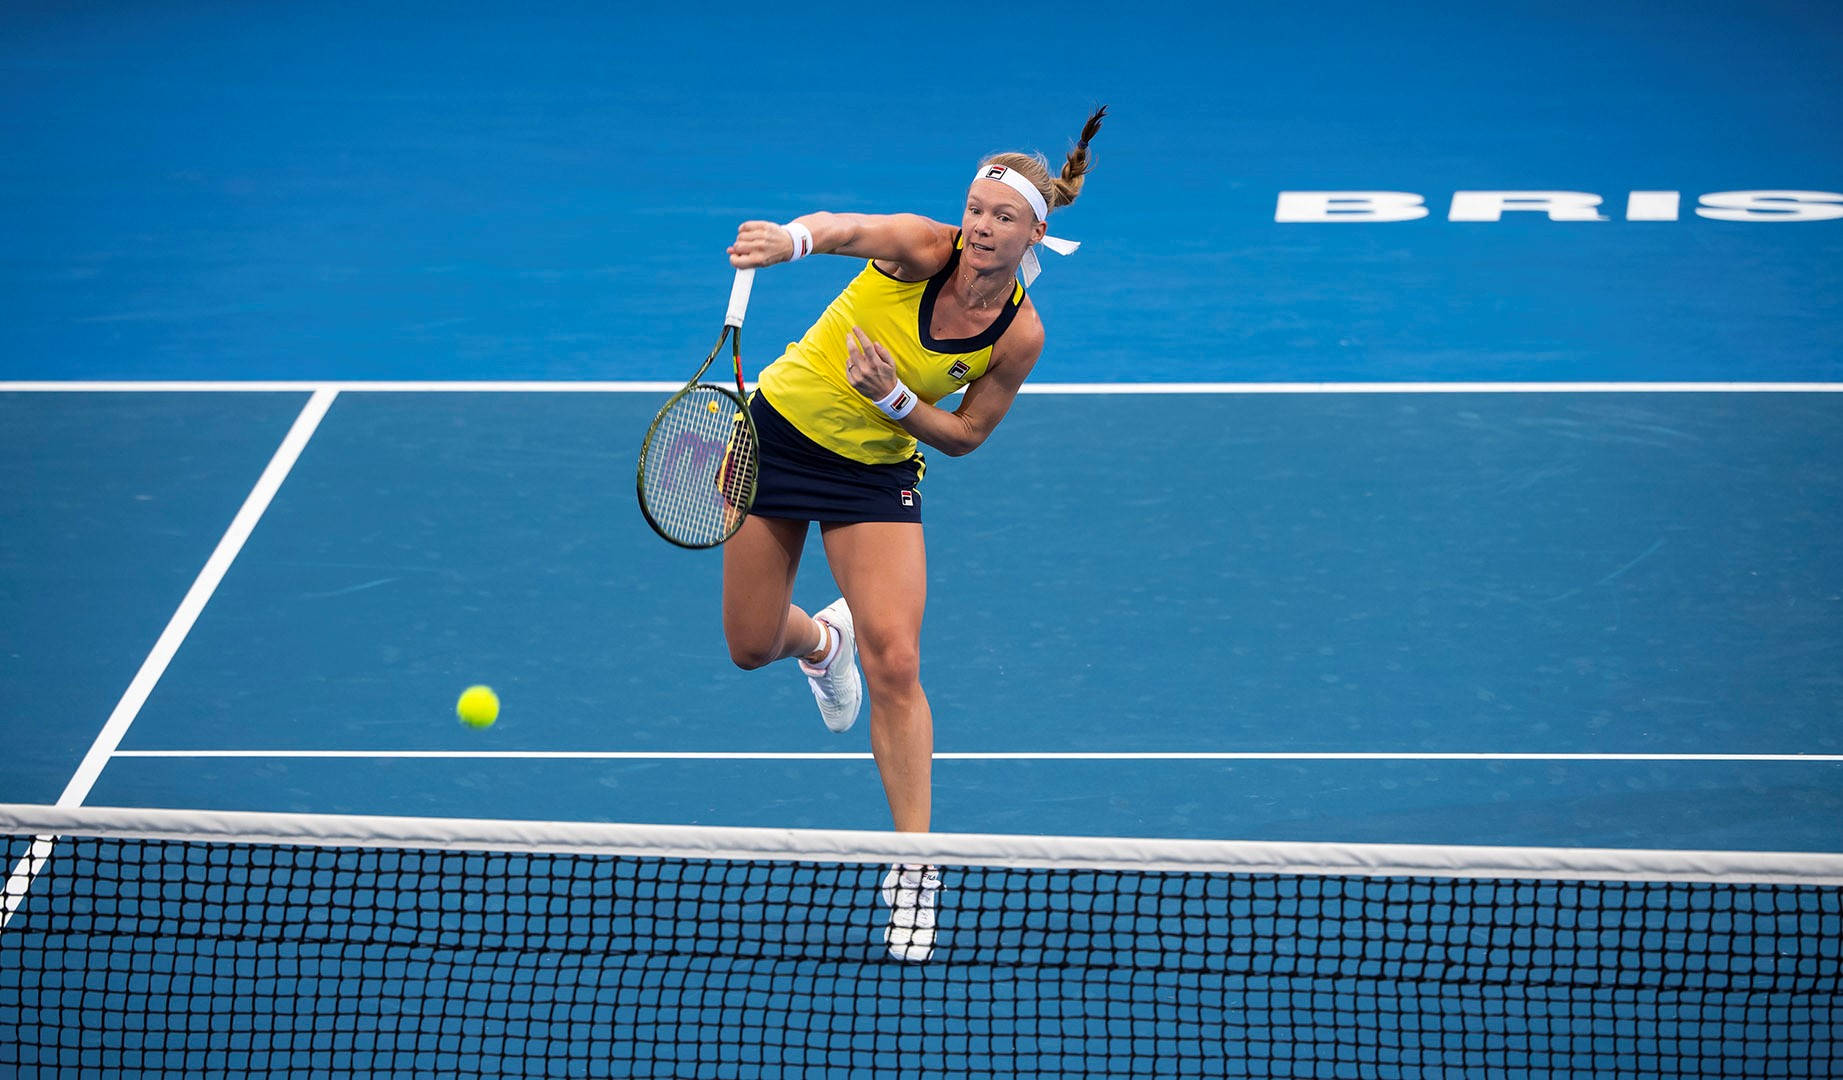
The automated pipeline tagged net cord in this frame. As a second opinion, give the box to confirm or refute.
[3,802,1840,885]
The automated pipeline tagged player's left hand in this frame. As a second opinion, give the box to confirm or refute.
[846,327,897,401]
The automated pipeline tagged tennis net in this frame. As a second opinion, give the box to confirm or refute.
[3,803,1839,1078]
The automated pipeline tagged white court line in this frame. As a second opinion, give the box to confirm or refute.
[2,389,338,931]
[107,750,1843,762]
[0,380,682,393]
[1026,382,1843,394]
[3,380,1842,394]
[0,837,54,931]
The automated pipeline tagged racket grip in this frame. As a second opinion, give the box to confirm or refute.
[725,268,755,328]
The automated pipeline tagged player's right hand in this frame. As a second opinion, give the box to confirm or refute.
[728,221,795,268]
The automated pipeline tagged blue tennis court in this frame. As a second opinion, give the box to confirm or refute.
[4,1,1840,850]
[6,385,1842,850]
[2,3,1840,1076]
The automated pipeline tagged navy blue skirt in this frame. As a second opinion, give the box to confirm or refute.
[749,392,925,524]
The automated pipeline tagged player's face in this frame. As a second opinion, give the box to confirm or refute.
[962,179,1048,274]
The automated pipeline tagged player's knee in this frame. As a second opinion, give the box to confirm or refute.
[726,634,781,671]
[858,635,921,691]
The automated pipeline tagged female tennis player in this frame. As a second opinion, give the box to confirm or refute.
[722,106,1104,960]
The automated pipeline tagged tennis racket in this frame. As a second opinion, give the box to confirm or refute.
[636,268,759,548]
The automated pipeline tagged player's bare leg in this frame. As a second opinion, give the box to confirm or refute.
[722,514,824,669]
[819,520,931,831]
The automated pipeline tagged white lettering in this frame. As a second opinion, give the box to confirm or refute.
[1275,191,1428,223]
[1275,190,1843,223]
[1696,190,1843,223]
[1625,191,1681,221]
[1449,191,1608,222]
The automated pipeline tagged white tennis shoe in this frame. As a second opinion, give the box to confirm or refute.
[799,598,861,734]
[881,863,941,962]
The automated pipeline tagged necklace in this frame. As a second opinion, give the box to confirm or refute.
[960,272,1009,311]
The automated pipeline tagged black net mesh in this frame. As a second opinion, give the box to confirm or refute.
[3,822,1839,1078]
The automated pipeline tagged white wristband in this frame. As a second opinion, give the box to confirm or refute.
[781,221,814,262]
[873,379,918,420]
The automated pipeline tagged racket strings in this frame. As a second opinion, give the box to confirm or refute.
[640,386,757,547]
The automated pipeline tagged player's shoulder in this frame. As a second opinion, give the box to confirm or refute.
[877,212,957,241]
[998,294,1045,361]
[870,216,959,282]
[898,213,958,236]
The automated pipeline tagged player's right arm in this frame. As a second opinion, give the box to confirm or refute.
[729,213,956,281]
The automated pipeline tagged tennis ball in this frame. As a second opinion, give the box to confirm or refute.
[456,685,499,729]
[707,400,721,413]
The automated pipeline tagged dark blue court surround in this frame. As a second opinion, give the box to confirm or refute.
[2,2,1839,383]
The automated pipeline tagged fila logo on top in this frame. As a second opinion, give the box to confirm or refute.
[1276,191,1843,223]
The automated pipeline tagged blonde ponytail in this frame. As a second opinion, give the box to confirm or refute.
[980,105,1108,220]
[1051,104,1106,210]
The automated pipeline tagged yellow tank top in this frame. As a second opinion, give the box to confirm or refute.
[757,233,1026,464]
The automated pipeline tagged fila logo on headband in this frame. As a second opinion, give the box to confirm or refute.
[984,165,1010,181]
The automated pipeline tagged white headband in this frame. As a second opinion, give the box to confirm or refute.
[972,164,1080,286]
[977,163,1049,222]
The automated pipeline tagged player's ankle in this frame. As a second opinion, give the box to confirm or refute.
[801,620,838,667]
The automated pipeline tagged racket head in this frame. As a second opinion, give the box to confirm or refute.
[636,384,759,549]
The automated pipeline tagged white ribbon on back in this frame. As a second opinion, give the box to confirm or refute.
[974,164,1080,287]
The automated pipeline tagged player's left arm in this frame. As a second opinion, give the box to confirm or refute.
[845,310,1044,458]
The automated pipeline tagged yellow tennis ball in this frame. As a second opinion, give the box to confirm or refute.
[707,400,721,413]
[456,685,499,729]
